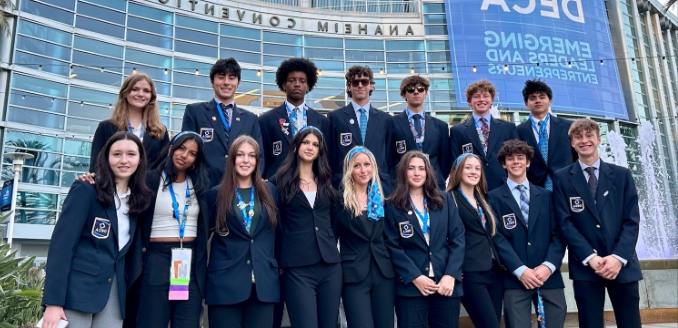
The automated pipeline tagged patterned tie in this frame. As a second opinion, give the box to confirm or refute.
[220,103,232,144]
[517,184,530,226]
[538,120,553,190]
[413,114,423,150]
[289,107,298,136]
[480,117,490,154]
[359,108,367,143]
[585,167,598,201]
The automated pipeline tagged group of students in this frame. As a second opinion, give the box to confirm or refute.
[39,56,643,328]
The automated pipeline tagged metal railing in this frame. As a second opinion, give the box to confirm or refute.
[253,0,419,14]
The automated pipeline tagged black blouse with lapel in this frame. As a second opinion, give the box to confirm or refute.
[90,120,170,172]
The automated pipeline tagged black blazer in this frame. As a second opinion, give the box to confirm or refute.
[451,189,503,273]
[553,161,642,283]
[43,181,137,317]
[488,183,565,289]
[383,193,465,297]
[181,100,264,187]
[392,111,450,190]
[449,117,519,191]
[328,105,395,194]
[259,104,331,179]
[336,199,395,283]
[89,120,169,172]
[205,183,280,305]
[517,116,577,187]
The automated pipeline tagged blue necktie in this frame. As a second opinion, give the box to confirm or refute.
[538,120,552,190]
[359,108,367,143]
[289,107,298,136]
[517,184,530,226]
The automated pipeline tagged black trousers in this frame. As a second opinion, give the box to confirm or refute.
[460,267,504,328]
[283,261,342,328]
[271,287,285,328]
[209,284,274,328]
[136,242,202,328]
[342,259,395,328]
[573,280,641,328]
[396,293,461,328]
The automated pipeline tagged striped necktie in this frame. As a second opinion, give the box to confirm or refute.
[220,103,232,144]
[517,184,530,226]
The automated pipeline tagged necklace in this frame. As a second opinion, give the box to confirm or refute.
[358,194,368,208]
[410,192,422,197]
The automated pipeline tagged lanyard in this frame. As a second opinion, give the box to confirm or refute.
[458,189,486,229]
[236,187,255,232]
[529,113,550,148]
[216,103,231,132]
[473,117,488,148]
[128,119,144,139]
[167,175,191,246]
[287,103,308,136]
[406,109,425,149]
[408,195,429,233]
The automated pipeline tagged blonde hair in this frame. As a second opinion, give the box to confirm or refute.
[447,154,497,236]
[568,118,600,138]
[341,147,384,217]
[111,73,166,140]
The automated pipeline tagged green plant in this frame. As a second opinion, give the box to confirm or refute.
[0,0,16,36]
[0,242,44,328]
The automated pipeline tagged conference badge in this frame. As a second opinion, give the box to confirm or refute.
[340,133,352,146]
[91,217,111,239]
[502,213,517,230]
[399,221,414,239]
[199,128,214,142]
[272,141,282,156]
[569,197,585,213]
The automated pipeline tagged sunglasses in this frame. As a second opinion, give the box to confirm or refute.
[350,79,374,87]
[406,86,427,94]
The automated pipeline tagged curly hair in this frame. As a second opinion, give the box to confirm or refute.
[465,79,496,102]
[399,75,430,97]
[568,118,600,138]
[275,58,318,92]
[497,139,534,164]
[345,65,374,98]
[522,79,552,103]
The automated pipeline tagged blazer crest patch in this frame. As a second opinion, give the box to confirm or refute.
[272,141,282,156]
[91,217,111,239]
[199,128,214,142]
[340,133,352,146]
[502,213,517,230]
[399,221,414,239]
[462,143,473,154]
[396,140,407,154]
[569,197,585,213]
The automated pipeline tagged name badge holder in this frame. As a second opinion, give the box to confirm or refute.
[167,175,192,301]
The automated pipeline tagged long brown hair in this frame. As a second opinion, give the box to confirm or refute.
[216,136,277,233]
[388,151,443,211]
[446,154,496,236]
[110,73,166,140]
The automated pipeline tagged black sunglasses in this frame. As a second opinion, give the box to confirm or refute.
[350,79,374,87]
[406,86,426,94]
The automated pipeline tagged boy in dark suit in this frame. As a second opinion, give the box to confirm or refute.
[450,79,519,191]
[553,118,642,328]
[328,65,395,193]
[517,80,576,190]
[181,58,264,187]
[392,75,450,190]
[489,140,567,328]
[259,58,330,179]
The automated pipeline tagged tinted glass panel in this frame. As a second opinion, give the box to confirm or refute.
[81,0,126,11]
[345,39,383,50]
[263,32,301,45]
[8,107,65,130]
[176,27,218,44]
[16,36,71,61]
[5,131,62,152]
[175,41,218,57]
[14,52,69,76]
[76,16,125,38]
[127,30,172,50]
[221,36,260,52]
[74,36,123,58]
[345,50,384,61]
[427,52,451,62]
[172,86,213,100]
[305,48,343,60]
[73,51,122,71]
[64,139,93,156]
[425,26,448,35]
[176,15,218,33]
[20,0,74,25]
[123,64,170,82]
[426,40,450,51]
[386,52,426,62]
[424,14,446,24]
[220,49,260,64]
[77,2,125,24]
[174,59,213,74]
[69,87,117,105]
[12,74,68,98]
[173,72,211,87]
[221,25,260,40]
[385,40,424,51]
[127,16,173,36]
[126,49,172,68]
[305,36,343,48]
[313,60,344,72]
[423,3,445,13]
[18,21,72,46]
[10,92,67,114]
[263,44,302,57]
[66,117,99,134]
[128,3,173,24]
[68,102,111,120]
[72,66,121,86]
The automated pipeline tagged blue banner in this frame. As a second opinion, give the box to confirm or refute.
[1,180,13,212]
[445,0,628,119]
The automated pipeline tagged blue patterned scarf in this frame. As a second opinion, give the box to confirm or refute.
[348,147,384,221]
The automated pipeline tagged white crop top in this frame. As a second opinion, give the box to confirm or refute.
[150,177,200,238]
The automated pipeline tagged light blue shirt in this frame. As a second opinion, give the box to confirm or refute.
[214,97,235,123]
[472,112,493,132]
[406,107,426,121]
[531,115,551,143]
[352,101,371,129]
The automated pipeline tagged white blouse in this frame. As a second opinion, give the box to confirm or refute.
[150,177,199,238]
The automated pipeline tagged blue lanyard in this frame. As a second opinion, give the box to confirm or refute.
[529,113,550,148]
[287,103,308,136]
[406,109,425,149]
[408,195,429,233]
[167,175,191,240]
[458,189,486,229]
[216,103,231,132]
[235,187,255,232]
[127,119,144,139]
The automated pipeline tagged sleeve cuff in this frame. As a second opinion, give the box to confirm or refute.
[542,261,556,273]
[582,253,597,266]
[612,254,628,266]
[513,265,528,279]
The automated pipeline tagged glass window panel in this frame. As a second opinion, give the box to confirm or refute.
[429,90,454,102]
[10,92,67,114]
[7,107,65,129]
[176,27,218,44]
[16,192,58,210]
[73,50,122,71]
[76,2,125,24]
[127,16,173,36]
[68,102,111,120]
[74,36,123,58]
[60,172,79,187]
[155,81,171,96]
[220,49,260,64]
[426,40,449,51]
[18,20,72,46]
[262,72,276,84]
[174,59,213,74]
[427,52,451,62]
[307,89,345,102]
[128,3,173,24]
[386,62,426,74]
[385,40,424,51]
[315,77,345,88]
[345,50,384,62]
[345,39,383,50]
[2,150,61,170]
[241,69,260,82]
[423,3,445,13]
[15,209,57,224]
[172,86,214,101]
[69,87,117,106]
[313,60,344,72]
[263,55,286,67]
[14,52,69,76]
[235,95,261,108]
[424,26,448,35]
[122,64,169,83]
[72,66,122,86]
[175,40,218,58]
[125,49,171,68]
[176,15,218,33]
[5,131,62,152]
[427,63,451,74]
[12,74,68,98]
[430,79,454,90]
[424,14,447,24]
[370,90,387,101]
[127,30,172,50]
[76,16,125,38]
[62,155,90,172]
[238,81,261,93]
[20,0,74,25]
[220,25,260,40]
[386,52,426,62]
[66,117,99,134]
[263,43,302,57]
[221,36,260,52]
[263,31,301,45]
[174,71,211,87]
[16,36,71,61]
[82,0,126,11]
[305,48,343,60]
[305,36,342,48]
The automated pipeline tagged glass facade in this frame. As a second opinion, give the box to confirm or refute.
[1,0,677,246]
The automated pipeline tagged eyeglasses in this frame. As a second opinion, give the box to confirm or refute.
[350,79,374,87]
[406,86,426,94]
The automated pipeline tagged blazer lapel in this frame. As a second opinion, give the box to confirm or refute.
[363,106,381,147]
[520,122,545,165]
[396,112,417,151]
[463,120,486,160]
[403,209,427,242]
[342,106,363,145]
[486,117,505,156]
[501,184,527,230]
[355,214,372,240]
[228,105,246,147]
[104,204,119,244]
[547,116,563,164]
[275,105,293,144]
[595,161,614,213]
[428,206,442,240]
[141,128,152,149]
[252,204,269,237]
[204,100,229,149]
[528,184,542,234]
[569,163,601,223]
[294,191,313,209]
[454,189,486,231]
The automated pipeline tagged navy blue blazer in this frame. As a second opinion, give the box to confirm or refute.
[204,183,280,305]
[336,199,395,283]
[43,181,136,317]
[383,193,465,297]
[259,104,331,179]
[517,116,577,187]
[90,120,169,172]
[392,111,450,190]
[552,161,642,283]
[328,105,396,194]
[449,117,519,191]
[181,100,264,187]
[488,183,565,289]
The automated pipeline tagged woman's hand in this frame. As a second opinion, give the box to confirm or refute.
[73,172,96,184]
[437,275,455,297]
[412,275,438,297]
[41,305,67,328]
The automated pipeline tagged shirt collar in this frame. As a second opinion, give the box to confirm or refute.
[117,188,131,199]
[351,101,371,113]
[472,112,493,124]
[579,158,601,172]
[214,97,235,109]
[406,107,425,120]
[285,101,307,113]
[506,177,529,192]
[530,113,550,125]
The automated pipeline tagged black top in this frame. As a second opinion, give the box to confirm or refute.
[232,187,262,234]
